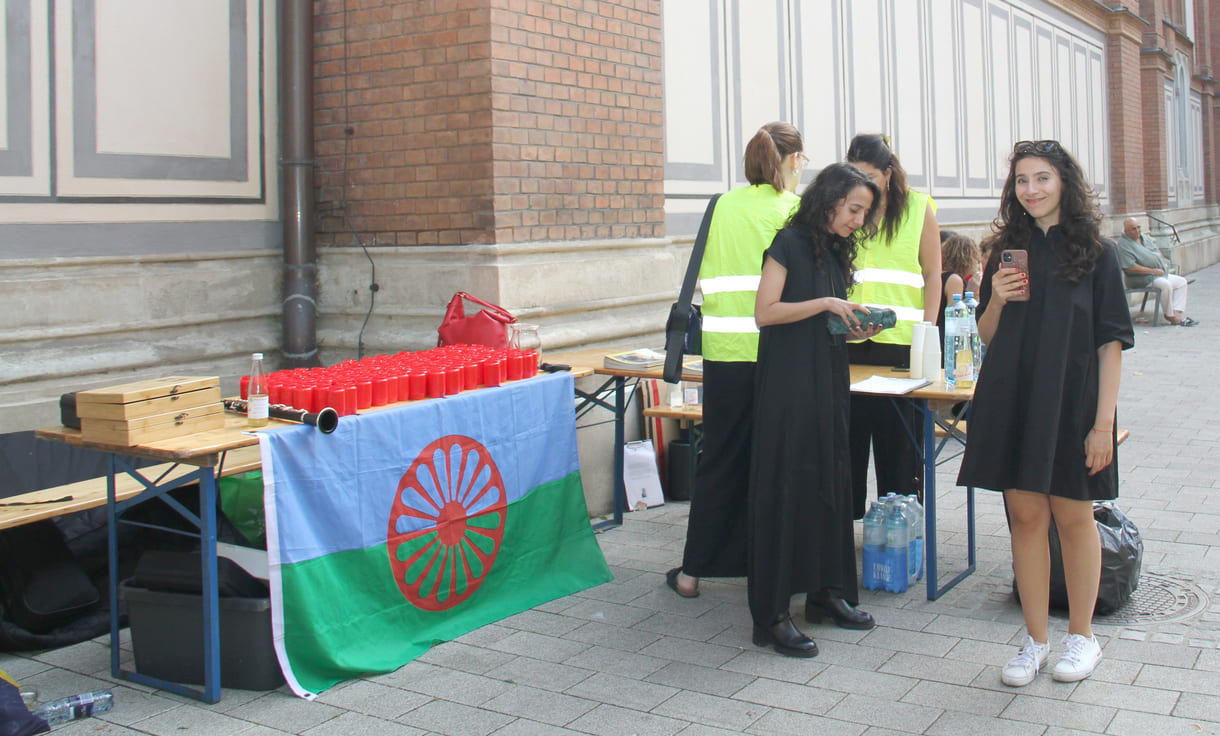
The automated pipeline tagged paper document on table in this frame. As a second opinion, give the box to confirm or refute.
[850,375,932,395]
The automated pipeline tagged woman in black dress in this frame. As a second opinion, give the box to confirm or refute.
[958,141,1133,686]
[749,163,883,657]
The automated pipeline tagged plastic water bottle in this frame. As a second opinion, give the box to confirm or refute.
[247,352,269,428]
[906,494,925,581]
[963,291,984,369]
[943,295,974,389]
[31,690,114,726]
[884,500,910,593]
[862,502,888,591]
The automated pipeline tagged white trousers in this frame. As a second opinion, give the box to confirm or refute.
[1150,274,1188,317]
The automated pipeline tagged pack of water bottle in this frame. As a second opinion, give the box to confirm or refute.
[862,493,924,593]
[943,292,983,389]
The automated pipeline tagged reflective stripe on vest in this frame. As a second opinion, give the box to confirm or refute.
[701,274,762,295]
[847,190,935,346]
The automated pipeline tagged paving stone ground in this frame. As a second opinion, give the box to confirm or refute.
[6,263,1220,736]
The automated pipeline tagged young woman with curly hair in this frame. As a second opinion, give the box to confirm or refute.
[957,141,1134,687]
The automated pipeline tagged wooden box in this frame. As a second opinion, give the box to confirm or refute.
[77,376,224,445]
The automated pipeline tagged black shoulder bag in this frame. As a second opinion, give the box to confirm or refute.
[663,194,721,384]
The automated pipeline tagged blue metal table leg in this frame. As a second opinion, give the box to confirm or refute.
[107,460,224,703]
[107,455,121,681]
[592,376,627,530]
[198,469,221,703]
[921,398,977,600]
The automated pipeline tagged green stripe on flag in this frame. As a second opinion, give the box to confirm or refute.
[277,471,611,694]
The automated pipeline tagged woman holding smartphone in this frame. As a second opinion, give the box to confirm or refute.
[958,141,1133,687]
[750,163,882,656]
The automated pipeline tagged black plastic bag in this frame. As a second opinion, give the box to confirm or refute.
[1012,501,1143,615]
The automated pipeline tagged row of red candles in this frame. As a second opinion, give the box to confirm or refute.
[238,345,541,416]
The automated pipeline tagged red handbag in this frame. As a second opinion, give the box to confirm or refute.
[436,291,516,349]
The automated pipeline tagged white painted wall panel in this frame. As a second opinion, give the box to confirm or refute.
[663,0,717,167]
[1088,48,1107,194]
[1191,92,1204,202]
[846,0,886,137]
[95,2,230,157]
[929,0,958,187]
[1012,14,1035,144]
[989,6,1013,189]
[733,0,786,184]
[962,0,989,192]
[796,2,841,168]
[1035,26,1054,138]
[891,0,927,188]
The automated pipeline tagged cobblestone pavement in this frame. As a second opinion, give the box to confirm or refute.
[5,264,1220,736]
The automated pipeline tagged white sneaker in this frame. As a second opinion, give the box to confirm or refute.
[1052,633,1102,682]
[1001,635,1050,687]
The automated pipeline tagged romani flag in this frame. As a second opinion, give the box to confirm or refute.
[257,371,611,699]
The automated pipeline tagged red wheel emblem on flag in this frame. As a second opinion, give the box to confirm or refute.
[388,435,507,611]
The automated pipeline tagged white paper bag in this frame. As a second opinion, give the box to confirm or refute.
[623,440,665,510]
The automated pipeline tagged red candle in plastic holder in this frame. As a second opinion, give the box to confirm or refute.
[396,373,410,401]
[505,351,525,381]
[444,365,462,395]
[239,375,250,400]
[344,385,358,414]
[291,385,311,412]
[371,376,389,406]
[408,370,427,400]
[384,374,399,404]
[463,361,481,389]
[327,386,348,416]
[522,350,539,376]
[483,358,502,387]
[356,379,373,409]
[426,367,446,398]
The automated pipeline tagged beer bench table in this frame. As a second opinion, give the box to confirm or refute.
[33,417,275,703]
[544,349,702,530]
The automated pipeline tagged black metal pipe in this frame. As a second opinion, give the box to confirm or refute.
[280,0,318,368]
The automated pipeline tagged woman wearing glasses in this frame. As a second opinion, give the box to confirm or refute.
[843,134,943,520]
[666,122,807,599]
[958,140,1133,686]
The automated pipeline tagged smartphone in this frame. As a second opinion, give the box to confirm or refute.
[1000,249,1029,302]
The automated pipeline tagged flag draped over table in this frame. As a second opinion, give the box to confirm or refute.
[257,371,611,699]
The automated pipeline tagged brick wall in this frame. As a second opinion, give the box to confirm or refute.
[314,0,664,247]
[1105,15,1146,211]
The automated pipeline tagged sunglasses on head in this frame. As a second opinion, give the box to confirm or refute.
[1012,140,1062,154]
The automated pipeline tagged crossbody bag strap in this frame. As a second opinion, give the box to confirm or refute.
[663,194,722,383]
[675,194,722,315]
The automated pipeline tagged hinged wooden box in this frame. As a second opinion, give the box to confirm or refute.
[77,376,224,445]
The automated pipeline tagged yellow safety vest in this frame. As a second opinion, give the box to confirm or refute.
[698,185,800,362]
[848,190,935,346]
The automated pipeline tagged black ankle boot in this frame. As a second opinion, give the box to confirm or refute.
[805,591,876,630]
[752,613,818,658]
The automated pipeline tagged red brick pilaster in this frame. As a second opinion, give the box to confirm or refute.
[314,1,664,247]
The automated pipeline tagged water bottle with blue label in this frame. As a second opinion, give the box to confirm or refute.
[862,501,888,591]
[884,500,910,593]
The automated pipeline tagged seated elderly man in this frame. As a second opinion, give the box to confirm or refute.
[1117,217,1195,326]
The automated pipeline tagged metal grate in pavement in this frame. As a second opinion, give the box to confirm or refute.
[1093,571,1209,625]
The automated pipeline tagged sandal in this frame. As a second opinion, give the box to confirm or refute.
[665,567,699,598]
[1179,317,1198,327]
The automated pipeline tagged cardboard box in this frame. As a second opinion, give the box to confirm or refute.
[76,376,223,445]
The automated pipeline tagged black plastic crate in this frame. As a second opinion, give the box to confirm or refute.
[120,582,284,691]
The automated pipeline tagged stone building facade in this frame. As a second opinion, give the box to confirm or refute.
[2,0,1217,512]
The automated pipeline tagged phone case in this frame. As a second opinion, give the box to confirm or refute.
[1000,250,1029,302]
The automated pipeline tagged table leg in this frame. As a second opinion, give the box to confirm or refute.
[108,460,223,703]
[592,376,627,530]
[921,399,977,600]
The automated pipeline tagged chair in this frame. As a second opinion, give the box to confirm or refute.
[1123,273,1161,326]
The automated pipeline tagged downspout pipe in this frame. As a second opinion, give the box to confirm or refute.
[280,0,318,368]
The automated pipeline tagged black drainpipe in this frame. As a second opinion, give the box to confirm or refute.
[279,0,318,368]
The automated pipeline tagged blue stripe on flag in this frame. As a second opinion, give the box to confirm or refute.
[261,371,579,565]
